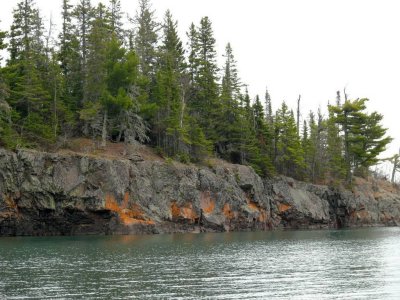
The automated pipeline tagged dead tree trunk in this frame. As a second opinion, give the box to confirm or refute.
[101,109,108,148]
[297,95,301,136]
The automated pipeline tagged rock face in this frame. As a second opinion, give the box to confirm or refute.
[0,149,399,236]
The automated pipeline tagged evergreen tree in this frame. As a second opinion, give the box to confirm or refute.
[326,101,346,183]
[251,95,274,176]
[216,43,242,158]
[330,98,392,182]
[0,25,15,147]
[80,4,147,146]
[274,102,305,178]
[80,3,111,142]
[188,17,220,144]
[59,0,82,115]
[108,0,124,39]
[5,0,54,146]
[265,87,273,125]
[153,10,191,157]
[134,0,159,79]
[73,0,93,103]
[187,23,198,83]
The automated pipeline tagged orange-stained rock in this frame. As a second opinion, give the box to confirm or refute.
[200,191,215,214]
[223,203,235,219]
[258,210,267,223]
[247,201,259,212]
[170,201,198,222]
[170,201,181,219]
[105,193,154,226]
[105,193,120,212]
[123,191,130,208]
[4,194,17,210]
[181,203,198,221]
[278,203,291,213]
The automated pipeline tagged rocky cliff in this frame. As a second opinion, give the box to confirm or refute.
[0,148,399,236]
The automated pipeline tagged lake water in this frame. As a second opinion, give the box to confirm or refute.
[0,228,400,299]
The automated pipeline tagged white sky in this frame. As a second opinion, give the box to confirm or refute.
[1,0,400,173]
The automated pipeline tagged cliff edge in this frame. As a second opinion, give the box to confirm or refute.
[1,148,399,236]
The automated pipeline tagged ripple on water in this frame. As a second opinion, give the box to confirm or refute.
[0,228,400,299]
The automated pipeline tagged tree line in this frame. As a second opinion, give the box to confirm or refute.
[0,0,392,184]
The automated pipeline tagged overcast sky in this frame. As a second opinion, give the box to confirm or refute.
[1,0,399,173]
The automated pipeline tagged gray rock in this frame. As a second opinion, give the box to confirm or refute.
[0,148,399,236]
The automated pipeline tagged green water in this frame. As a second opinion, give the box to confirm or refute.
[0,228,400,299]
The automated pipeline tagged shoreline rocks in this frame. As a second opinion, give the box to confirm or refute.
[0,149,399,236]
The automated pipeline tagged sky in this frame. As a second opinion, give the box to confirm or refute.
[1,0,400,174]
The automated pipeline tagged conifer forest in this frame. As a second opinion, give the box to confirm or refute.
[0,0,393,184]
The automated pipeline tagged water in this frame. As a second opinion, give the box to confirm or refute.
[0,228,400,299]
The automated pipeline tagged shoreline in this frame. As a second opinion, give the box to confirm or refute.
[1,148,400,237]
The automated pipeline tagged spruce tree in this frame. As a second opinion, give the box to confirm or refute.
[5,0,53,146]
[251,95,274,176]
[73,0,93,103]
[274,102,305,178]
[217,43,242,158]
[108,0,124,39]
[0,25,15,147]
[134,0,159,79]
[59,0,82,115]
[188,17,220,144]
[154,10,190,157]
[326,101,346,183]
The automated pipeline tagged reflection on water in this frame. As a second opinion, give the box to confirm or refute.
[1,228,400,299]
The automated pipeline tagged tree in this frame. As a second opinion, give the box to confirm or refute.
[80,4,148,147]
[73,0,93,103]
[265,87,273,125]
[5,0,54,146]
[274,102,305,178]
[59,0,82,116]
[187,17,220,144]
[329,98,392,182]
[80,3,111,144]
[386,148,400,183]
[108,0,124,39]
[0,25,15,147]
[326,99,346,183]
[134,0,159,79]
[153,10,192,157]
[216,43,242,158]
[251,95,274,176]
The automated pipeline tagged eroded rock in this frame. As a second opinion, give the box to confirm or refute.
[0,148,399,236]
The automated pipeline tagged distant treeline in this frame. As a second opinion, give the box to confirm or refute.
[0,0,392,184]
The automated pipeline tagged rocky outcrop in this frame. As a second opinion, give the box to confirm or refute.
[0,149,399,236]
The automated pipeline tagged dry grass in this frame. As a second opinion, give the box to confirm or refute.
[57,138,164,161]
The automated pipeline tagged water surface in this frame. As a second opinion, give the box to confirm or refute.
[1,228,400,299]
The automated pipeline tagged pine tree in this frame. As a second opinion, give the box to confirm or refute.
[59,0,82,115]
[330,98,392,182]
[326,101,346,183]
[80,3,111,143]
[80,4,148,147]
[108,0,124,39]
[216,43,242,158]
[188,17,220,144]
[153,10,191,157]
[274,102,305,178]
[134,0,159,79]
[0,25,15,147]
[265,87,273,125]
[251,95,274,176]
[73,0,93,103]
[5,0,53,145]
